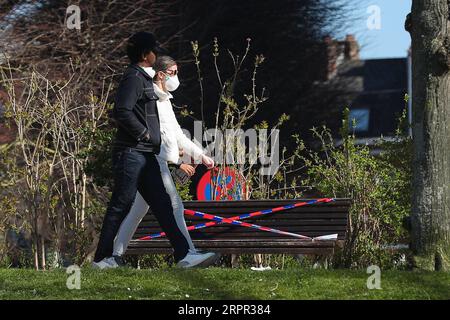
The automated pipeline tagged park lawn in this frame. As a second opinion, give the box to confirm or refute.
[0,267,448,300]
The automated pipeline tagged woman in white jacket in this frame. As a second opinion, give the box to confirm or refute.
[112,56,217,268]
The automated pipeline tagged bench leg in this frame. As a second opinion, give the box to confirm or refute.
[231,254,239,268]
[312,254,330,269]
[254,254,263,268]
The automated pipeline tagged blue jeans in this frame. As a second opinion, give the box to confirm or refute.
[113,155,198,257]
[94,147,190,263]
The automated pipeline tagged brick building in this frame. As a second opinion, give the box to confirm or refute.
[316,35,410,154]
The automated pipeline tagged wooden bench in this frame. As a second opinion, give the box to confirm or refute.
[126,198,351,257]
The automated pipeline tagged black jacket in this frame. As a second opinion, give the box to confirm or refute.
[112,64,161,153]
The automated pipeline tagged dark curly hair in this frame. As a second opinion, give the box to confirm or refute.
[126,31,157,64]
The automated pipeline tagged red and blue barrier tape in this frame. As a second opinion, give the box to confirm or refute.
[183,210,312,239]
[138,198,337,241]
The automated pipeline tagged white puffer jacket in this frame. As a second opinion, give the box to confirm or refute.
[153,84,204,164]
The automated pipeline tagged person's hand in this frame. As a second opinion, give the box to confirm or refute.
[201,154,215,169]
[179,163,196,176]
[142,131,151,142]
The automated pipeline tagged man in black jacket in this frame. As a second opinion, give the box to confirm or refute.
[93,32,218,269]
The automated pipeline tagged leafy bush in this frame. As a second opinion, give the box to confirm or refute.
[300,104,412,268]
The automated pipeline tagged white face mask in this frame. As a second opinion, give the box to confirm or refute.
[143,67,156,78]
[164,74,180,92]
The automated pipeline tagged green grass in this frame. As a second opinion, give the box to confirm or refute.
[0,267,448,300]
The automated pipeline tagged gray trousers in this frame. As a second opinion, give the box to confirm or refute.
[113,155,196,257]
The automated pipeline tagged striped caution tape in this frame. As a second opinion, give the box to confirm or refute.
[138,198,337,241]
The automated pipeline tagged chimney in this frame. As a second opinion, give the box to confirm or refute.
[321,35,338,81]
[344,34,360,61]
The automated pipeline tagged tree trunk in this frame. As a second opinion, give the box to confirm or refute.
[33,242,39,271]
[80,172,86,229]
[41,236,46,270]
[407,0,450,271]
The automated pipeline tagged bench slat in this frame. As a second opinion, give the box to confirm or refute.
[126,248,335,255]
[129,239,336,247]
[181,199,351,207]
[133,227,347,236]
[140,218,348,226]
[132,233,346,240]
[127,239,336,255]
[140,206,350,218]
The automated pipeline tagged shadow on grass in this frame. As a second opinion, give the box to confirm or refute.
[166,268,260,300]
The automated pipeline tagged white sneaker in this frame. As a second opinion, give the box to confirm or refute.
[176,251,219,269]
[92,257,119,269]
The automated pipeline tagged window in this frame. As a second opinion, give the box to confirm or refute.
[349,108,370,132]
